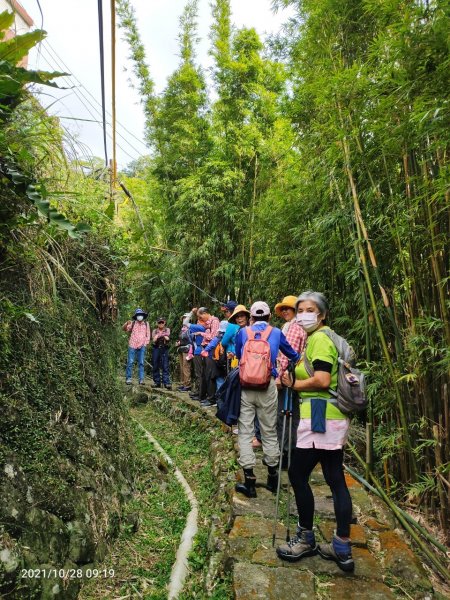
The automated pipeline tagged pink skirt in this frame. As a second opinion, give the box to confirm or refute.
[296,418,350,450]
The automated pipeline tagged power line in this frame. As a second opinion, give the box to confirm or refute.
[35,0,44,30]
[39,44,146,158]
[97,0,108,166]
[43,40,148,151]
[37,49,140,162]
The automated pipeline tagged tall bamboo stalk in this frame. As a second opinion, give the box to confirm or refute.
[338,130,418,479]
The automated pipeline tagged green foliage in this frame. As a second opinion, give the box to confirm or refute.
[0,12,66,114]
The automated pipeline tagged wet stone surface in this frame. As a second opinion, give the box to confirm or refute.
[323,577,396,599]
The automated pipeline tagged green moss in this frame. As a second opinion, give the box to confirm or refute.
[0,241,135,598]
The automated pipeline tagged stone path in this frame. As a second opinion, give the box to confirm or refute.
[136,382,437,600]
[228,441,435,598]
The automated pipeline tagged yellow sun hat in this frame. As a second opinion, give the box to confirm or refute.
[274,295,298,317]
[228,304,250,324]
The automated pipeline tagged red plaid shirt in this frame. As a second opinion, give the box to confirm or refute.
[277,319,306,376]
[125,321,151,349]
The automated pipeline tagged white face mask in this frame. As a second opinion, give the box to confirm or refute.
[136,315,144,322]
[296,312,320,333]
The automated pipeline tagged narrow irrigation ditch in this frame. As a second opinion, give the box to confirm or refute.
[80,384,236,599]
[137,422,199,599]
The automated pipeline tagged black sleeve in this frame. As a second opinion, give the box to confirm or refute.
[312,359,332,373]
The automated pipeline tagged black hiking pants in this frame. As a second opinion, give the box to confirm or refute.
[288,448,352,538]
[192,355,205,398]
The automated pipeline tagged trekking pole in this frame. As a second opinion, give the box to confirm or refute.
[285,360,296,542]
[285,385,293,542]
[272,388,289,547]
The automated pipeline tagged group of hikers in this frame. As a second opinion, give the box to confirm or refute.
[123,291,356,573]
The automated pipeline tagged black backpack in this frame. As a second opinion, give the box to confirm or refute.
[213,342,228,374]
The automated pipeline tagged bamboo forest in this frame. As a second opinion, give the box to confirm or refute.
[0,0,449,598]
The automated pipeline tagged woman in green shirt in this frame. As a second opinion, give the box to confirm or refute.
[276,291,354,572]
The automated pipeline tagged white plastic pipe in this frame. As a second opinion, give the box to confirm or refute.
[136,422,198,599]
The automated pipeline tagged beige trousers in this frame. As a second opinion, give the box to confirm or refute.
[238,378,279,469]
[178,352,191,387]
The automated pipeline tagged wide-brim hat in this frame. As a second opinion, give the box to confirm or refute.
[229,304,250,324]
[274,295,298,317]
[133,308,148,320]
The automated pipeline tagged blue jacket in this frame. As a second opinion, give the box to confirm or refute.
[215,368,241,426]
[221,323,240,354]
[189,324,206,355]
[235,322,299,378]
[204,322,240,356]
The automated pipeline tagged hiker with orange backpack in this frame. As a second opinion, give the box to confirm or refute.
[234,301,300,498]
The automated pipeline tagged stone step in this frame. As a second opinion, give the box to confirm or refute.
[379,530,433,592]
[234,562,315,600]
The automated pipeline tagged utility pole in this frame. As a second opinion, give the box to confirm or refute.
[111,0,118,215]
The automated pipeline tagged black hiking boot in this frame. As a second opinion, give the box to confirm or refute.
[200,397,216,407]
[235,469,257,498]
[266,465,278,493]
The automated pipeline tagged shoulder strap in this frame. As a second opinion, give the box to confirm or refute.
[260,325,273,341]
[303,351,314,377]
[131,320,135,333]
[245,326,255,341]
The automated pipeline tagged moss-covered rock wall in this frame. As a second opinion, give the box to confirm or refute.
[0,244,134,599]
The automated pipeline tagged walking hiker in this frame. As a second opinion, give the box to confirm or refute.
[123,308,151,385]
[201,319,228,394]
[274,295,307,467]
[152,317,171,390]
[276,291,354,572]
[234,301,300,498]
[176,312,193,392]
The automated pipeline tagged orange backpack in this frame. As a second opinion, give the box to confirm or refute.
[239,326,273,390]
